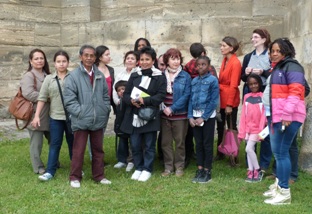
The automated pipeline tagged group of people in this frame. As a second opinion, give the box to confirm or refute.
[19,31,308,205]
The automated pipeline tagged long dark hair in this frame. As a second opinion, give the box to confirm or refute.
[27,48,50,74]
[269,38,296,58]
[134,38,151,51]
[95,45,109,66]
[53,50,69,62]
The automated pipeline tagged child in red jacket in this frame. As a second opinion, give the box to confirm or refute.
[238,73,266,183]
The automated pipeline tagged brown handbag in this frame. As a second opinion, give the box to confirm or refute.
[9,72,36,130]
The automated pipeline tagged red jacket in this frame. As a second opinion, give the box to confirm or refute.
[219,54,241,108]
[238,92,266,140]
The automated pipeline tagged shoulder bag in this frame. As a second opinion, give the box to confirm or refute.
[9,72,36,130]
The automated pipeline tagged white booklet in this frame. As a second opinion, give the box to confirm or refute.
[258,126,269,140]
[130,86,150,99]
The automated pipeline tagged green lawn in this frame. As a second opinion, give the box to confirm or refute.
[0,136,312,213]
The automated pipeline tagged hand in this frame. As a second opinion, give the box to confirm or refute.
[245,67,252,75]
[31,116,40,128]
[225,106,232,115]
[163,107,172,117]
[131,98,142,108]
[195,118,204,126]
[282,120,291,127]
[252,68,263,75]
[189,118,196,128]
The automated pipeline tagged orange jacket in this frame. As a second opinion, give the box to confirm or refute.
[219,54,241,108]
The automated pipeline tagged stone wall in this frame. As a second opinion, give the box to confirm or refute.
[0,0,306,118]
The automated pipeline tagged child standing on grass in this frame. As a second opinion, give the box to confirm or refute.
[113,80,134,171]
[238,73,266,183]
[188,56,219,183]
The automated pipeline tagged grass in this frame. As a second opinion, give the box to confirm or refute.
[0,136,312,213]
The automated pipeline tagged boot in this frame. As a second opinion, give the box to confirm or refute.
[263,178,279,197]
[245,170,253,183]
[264,185,291,205]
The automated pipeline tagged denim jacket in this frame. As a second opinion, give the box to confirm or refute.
[170,70,192,114]
[188,72,219,120]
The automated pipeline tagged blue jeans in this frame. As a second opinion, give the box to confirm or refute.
[268,117,302,189]
[117,136,130,164]
[271,133,299,181]
[130,131,157,172]
[259,135,272,170]
[46,118,73,176]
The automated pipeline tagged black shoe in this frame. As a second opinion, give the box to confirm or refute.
[192,169,204,183]
[197,170,211,183]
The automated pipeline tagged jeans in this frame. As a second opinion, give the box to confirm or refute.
[259,135,272,170]
[117,136,130,164]
[130,131,157,172]
[193,118,215,169]
[268,117,302,189]
[271,133,299,181]
[46,118,73,176]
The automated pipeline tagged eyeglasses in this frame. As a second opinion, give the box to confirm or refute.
[251,36,261,40]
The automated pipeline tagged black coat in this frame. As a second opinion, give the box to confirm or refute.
[120,68,166,134]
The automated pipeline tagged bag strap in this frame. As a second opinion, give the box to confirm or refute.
[55,76,70,121]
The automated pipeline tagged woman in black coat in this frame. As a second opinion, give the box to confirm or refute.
[121,46,166,182]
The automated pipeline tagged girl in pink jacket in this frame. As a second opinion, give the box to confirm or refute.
[238,73,266,183]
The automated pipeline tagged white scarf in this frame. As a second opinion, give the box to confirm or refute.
[164,65,182,94]
[132,66,162,127]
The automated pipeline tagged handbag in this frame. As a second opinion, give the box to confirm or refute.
[138,106,157,121]
[217,115,240,167]
[55,76,73,134]
[8,72,36,130]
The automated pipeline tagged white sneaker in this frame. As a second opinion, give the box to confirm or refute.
[38,172,53,181]
[264,186,291,205]
[126,162,134,172]
[100,178,112,185]
[131,170,142,180]
[263,178,279,197]
[114,162,126,168]
[70,180,80,188]
[138,170,151,182]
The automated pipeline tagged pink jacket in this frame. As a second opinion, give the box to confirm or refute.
[238,92,266,140]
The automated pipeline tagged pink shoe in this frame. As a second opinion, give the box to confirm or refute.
[245,170,253,183]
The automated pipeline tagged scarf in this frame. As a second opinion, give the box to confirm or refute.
[164,65,182,94]
[132,66,162,127]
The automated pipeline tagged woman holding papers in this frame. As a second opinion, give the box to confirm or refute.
[120,46,166,182]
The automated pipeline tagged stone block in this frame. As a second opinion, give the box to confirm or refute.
[35,23,61,46]
[19,5,61,23]
[128,6,163,20]
[0,4,19,20]
[42,0,61,7]
[101,0,118,9]
[202,17,244,49]
[0,20,35,46]
[90,6,101,21]
[61,0,90,7]
[0,46,24,66]
[61,24,79,47]
[253,0,290,16]
[146,20,201,45]
[62,6,90,23]
[103,20,145,45]
[101,7,128,21]
[84,22,105,46]
[115,0,155,7]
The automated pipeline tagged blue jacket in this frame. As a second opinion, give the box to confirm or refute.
[188,73,219,120]
[170,70,191,114]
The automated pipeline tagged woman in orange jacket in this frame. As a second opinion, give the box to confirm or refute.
[215,36,242,161]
